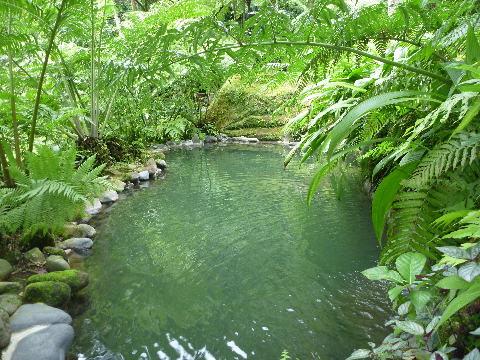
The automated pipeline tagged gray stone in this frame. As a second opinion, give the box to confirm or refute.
[100,190,119,203]
[128,171,140,182]
[204,135,218,143]
[7,323,74,360]
[64,224,96,238]
[156,159,167,169]
[58,238,93,252]
[138,170,150,181]
[0,310,11,349]
[85,198,102,215]
[192,135,201,144]
[0,260,13,281]
[0,283,22,296]
[43,247,68,262]
[10,304,72,332]
[23,281,71,308]
[27,270,89,293]
[0,294,22,316]
[45,255,70,272]
[23,248,45,264]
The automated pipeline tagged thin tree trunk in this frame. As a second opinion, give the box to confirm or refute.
[130,0,137,11]
[0,141,14,188]
[28,0,68,153]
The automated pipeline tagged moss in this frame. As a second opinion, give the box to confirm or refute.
[23,281,71,308]
[27,269,89,293]
[206,76,299,131]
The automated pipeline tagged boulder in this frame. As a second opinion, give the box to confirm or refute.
[128,171,140,182]
[0,310,11,349]
[204,135,217,143]
[9,304,72,332]
[192,135,202,144]
[23,248,45,264]
[0,283,22,296]
[156,159,167,169]
[45,256,70,272]
[64,224,96,239]
[108,178,126,191]
[85,198,102,215]
[58,238,93,252]
[23,281,71,308]
[0,260,13,281]
[42,247,68,262]
[100,190,119,203]
[138,170,150,181]
[6,323,74,360]
[0,294,22,316]
[27,270,89,293]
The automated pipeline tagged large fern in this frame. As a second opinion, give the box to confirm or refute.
[0,145,116,237]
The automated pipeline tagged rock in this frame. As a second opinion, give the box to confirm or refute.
[23,248,45,264]
[5,323,74,360]
[85,198,102,215]
[100,190,119,203]
[27,270,89,293]
[156,159,167,169]
[58,238,93,252]
[0,260,13,281]
[45,255,70,272]
[108,178,126,191]
[0,283,21,296]
[67,252,84,270]
[66,353,79,360]
[64,224,96,239]
[128,171,140,182]
[192,135,202,144]
[145,158,157,169]
[9,304,72,332]
[23,281,71,308]
[204,135,217,143]
[43,247,68,262]
[0,310,11,349]
[0,294,22,315]
[138,170,150,181]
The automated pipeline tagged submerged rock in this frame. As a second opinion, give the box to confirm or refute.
[23,281,71,308]
[0,260,13,281]
[27,270,89,293]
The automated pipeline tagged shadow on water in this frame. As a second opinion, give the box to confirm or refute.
[72,144,391,360]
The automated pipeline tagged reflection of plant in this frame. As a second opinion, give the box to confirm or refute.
[349,211,480,359]
[0,145,115,239]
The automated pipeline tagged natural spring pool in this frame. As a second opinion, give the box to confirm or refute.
[71,144,391,360]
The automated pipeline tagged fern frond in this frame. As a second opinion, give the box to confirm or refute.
[403,132,479,189]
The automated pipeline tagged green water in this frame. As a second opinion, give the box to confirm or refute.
[72,144,390,360]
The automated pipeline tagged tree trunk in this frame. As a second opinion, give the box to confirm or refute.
[130,0,137,11]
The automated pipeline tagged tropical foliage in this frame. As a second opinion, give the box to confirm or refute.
[1,0,480,357]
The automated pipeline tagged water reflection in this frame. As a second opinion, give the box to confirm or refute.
[72,145,391,360]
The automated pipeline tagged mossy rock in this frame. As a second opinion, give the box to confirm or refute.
[27,270,89,293]
[23,281,71,308]
[43,247,68,262]
[205,75,298,131]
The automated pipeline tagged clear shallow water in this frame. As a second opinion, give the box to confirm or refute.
[71,144,391,360]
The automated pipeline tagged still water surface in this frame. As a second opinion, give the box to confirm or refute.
[72,144,390,360]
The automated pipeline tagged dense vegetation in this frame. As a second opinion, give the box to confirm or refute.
[1,0,480,358]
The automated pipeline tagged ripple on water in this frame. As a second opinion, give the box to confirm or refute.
[72,145,392,360]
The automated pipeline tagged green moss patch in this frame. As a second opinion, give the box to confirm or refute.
[27,269,89,293]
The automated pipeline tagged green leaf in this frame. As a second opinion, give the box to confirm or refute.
[451,96,480,137]
[458,262,480,282]
[436,275,472,290]
[410,289,431,311]
[436,246,470,259]
[464,348,480,360]
[396,252,426,285]
[346,349,371,360]
[466,25,480,65]
[395,320,424,336]
[362,266,404,284]
[470,327,480,336]
[388,286,404,301]
[437,283,480,329]
[371,162,419,243]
